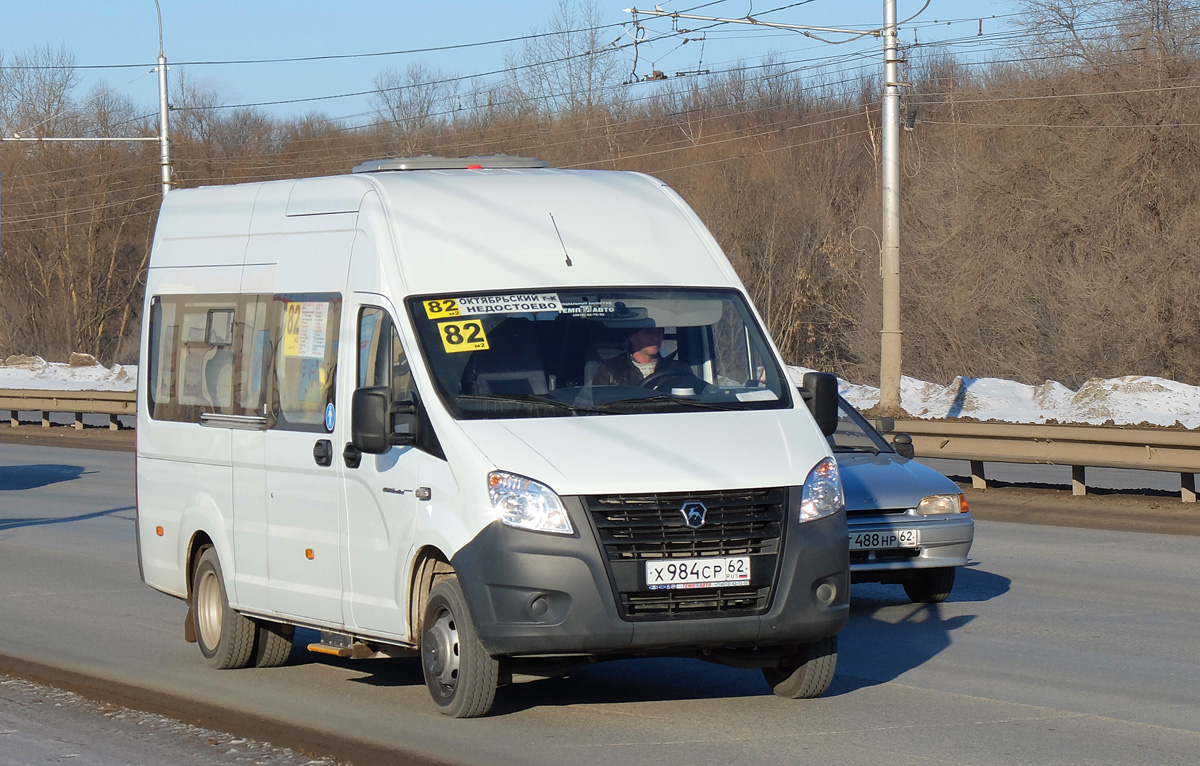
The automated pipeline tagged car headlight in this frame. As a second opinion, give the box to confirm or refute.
[487,471,573,534]
[917,493,968,515]
[799,457,844,523]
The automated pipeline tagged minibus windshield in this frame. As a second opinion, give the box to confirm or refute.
[407,288,792,420]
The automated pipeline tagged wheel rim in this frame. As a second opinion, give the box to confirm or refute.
[195,567,223,650]
[422,605,460,692]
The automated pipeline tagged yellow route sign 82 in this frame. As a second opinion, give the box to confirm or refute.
[438,319,489,353]
[424,298,461,318]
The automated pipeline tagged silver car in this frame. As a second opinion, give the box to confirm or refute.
[829,397,974,603]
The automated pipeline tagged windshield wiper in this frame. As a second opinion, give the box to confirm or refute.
[832,445,881,455]
[457,393,609,415]
[594,394,740,412]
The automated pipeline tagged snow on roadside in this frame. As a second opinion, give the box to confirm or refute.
[0,355,136,393]
[790,367,1200,429]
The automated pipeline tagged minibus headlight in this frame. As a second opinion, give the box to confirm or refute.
[798,457,844,523]
[917,493,968,515]
[487,471,573,535]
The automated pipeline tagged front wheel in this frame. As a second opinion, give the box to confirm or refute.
[903,567,956,604]
[762,636,837,699]
[192,547,256,669]
[421,575,499,718]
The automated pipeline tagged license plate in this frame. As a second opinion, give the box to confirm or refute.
[849,529,919,550]
[645,556,751,590]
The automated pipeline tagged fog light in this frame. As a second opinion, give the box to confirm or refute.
[530,595,550,619]
[815,581,837,606]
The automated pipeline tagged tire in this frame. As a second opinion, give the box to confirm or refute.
[191,547,256,669]
[252,620,295,668]
[762,636,838,699]
[421,575,498,718]
[903,567,956,604]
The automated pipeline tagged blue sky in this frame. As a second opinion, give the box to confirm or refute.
[1,1,1023,127]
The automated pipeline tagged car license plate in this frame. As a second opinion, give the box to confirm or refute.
[849,529,919,550]
[645,556,751,590]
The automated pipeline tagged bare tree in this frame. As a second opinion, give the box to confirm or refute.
[370,63,458,157]
[503,0,627,125]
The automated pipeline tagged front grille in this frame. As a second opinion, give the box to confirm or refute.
[583,487,785,621]
[846,507,911,518]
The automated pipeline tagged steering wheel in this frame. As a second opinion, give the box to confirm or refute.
[639,369,707,393]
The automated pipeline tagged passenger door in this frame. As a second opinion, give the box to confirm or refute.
[341,299,421,639]
[262,293,346,624]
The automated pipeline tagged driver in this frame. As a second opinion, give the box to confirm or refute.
[591,325,690,387]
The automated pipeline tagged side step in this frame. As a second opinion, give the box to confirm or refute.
[307,631,374,659]
[306,631,416,660]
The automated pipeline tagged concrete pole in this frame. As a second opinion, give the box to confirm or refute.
[879,0,902,413]
[154,0,171,197]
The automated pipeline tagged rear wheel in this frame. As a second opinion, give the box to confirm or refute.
[903,567,956,604]
[252,620,295,668]
[762,636,837,699]
[421,575,498,718]
[192,547,256,669]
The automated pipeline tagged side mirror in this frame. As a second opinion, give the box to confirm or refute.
[351,386,417,454]
[874,416,896,434]
[801,372,839,437]
[352,387,392,454]
[891,432,915,459]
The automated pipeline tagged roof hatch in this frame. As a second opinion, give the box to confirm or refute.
[352,154,549,173]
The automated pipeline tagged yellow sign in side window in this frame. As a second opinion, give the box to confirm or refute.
[283,301,302,356]
[424,298,461,318]
[438,319,489,354]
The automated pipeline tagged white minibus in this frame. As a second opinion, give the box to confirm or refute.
[136,155,849,717]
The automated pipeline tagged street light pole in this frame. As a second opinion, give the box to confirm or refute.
[879,0,903,413]
[154,0,172,197]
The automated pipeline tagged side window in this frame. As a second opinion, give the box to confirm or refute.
[357,307,411,403]
[270,294,342,432]
[146,294,267,422]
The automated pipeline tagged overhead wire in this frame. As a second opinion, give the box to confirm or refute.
[3,0,1194,223]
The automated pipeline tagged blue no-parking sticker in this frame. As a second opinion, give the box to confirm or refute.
[325,403,336,432]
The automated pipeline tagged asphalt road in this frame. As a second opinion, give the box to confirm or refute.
[1,434,1199,765]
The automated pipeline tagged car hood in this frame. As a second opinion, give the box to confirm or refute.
[835,452,960,512]
[457,409,830,497]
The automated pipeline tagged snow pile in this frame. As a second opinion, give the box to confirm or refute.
[791,369,1200,429]
[4,355,1200,428]
[0,355,136,393]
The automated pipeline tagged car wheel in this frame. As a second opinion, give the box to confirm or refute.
[762,635,837,699]
[421,575,498,718]
[252,620,295,668]
[903,567,956,603]
[192,547,256,669]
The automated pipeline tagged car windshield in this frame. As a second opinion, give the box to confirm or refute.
[828,398,894,454]
[407,287,792,419]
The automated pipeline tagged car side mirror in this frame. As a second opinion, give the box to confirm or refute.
[352,386,417,454]
[801,372,839,437]
[891,432,915,459]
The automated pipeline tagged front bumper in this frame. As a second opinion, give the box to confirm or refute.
[451,492,850,657]
[847,513,974,579]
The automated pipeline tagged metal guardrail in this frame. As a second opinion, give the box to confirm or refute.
[0,388,135,431]
[3,389,1197,501]
[896,419,1200,502]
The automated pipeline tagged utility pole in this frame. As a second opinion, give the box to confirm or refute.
[879,0,903,413]
[1,0,172,199]
[625,4,907,410]
[155,0,172,196]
